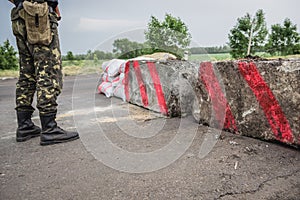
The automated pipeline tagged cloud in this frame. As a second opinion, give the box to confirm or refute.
[77,17,145,32]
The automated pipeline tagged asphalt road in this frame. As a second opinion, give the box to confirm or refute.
[0,74,299,200]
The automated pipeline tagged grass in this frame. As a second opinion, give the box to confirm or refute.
[0,69,19,78]
[189,53,232,61]
[62,60,105,76]
[189,53,300,62]
[266,54,300,60]
[0,60,105,78]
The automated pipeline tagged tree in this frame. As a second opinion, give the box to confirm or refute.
[0,39,18,70]
[86,50,93,60]
[266,18,300,56]
[66,51,75,61]
[145,13,191,58]
[228,9,268,58]
[93,53,99,65]
[112,38,147,59]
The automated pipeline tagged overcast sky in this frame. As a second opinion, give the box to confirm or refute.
[1,0,299,55]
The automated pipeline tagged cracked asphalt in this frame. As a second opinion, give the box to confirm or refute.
[0,74,299,200]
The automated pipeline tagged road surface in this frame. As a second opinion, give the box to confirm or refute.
[0,74,299,199]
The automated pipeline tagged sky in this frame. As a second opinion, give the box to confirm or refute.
[1,0,299,55]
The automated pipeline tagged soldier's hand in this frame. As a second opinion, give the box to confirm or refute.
[55,6,61,21]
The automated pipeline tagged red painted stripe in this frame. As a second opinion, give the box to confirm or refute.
[98,85,102,93]
[103,84,112,93]
[200,62,237,132]
[112,76,120,83]
[124,61,130,101]
[147,62,168,115]
[105,65,109,73]
[98,83,112,93]
[133,61,149,107]
[238,62,294,143]
[119,63,125,74]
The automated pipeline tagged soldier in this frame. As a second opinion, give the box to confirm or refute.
[9,0,79,145]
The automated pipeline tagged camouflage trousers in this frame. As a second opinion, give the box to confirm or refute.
[11,7,63,115]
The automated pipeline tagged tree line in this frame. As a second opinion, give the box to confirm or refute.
[1,11,299,70]
[68,10,299,60]
[228,9,300,58]
[63,43,232,62]
[190,46,231,54]
[62,50,114,61]
[63,13,192,60]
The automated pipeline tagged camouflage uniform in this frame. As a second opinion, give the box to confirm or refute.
[11,6,62,115]
[11,0,79,145]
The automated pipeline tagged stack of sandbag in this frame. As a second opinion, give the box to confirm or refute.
[98,59,126,100]
[123,60,198,116]
[98,59,198,116]
[98,53,178,102]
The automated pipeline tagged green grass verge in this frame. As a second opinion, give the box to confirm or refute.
[62,60,105,76]
[0,70,19,78]
[189,53,232,61]
[267,54,300,60]
[0,60,106,78]
[189,53,300,62]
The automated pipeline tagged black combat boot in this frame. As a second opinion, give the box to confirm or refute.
[16,111,41,142]
[40,113,79,146]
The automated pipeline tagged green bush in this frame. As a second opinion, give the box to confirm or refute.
[0,39,18,70]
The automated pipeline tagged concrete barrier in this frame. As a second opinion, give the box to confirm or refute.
[124,60,198,117]
[194,60,300,147]
[101,59,300,147]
